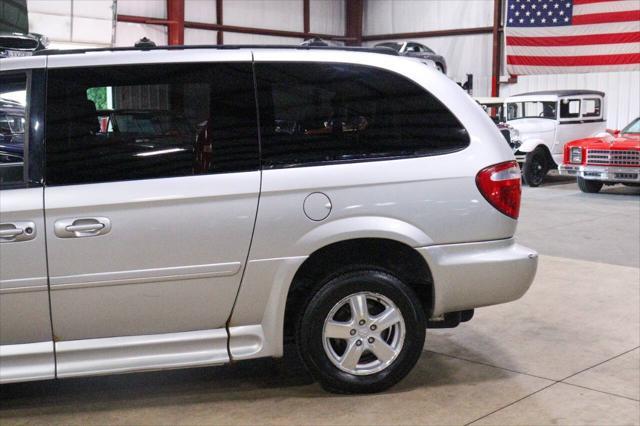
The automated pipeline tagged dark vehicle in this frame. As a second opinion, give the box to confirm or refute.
[0,32,48,58]
[375,41,447,74]
[0,97,25,164]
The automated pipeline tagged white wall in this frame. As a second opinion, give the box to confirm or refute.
[28,0,114,47]
[311,0,345,35]
[363,0,494,96]
[113,0,342,48]
[364,0,493,34]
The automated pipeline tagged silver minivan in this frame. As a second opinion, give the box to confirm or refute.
[0,46,537,393]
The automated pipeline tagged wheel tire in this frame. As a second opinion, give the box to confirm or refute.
[297,269,426,394]
[577,177,603,193]
[523,148,548,187]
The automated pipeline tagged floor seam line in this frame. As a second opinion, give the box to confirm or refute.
[559,381,640,402]
[464,382,558,426]
[558,346,640,382]
[425,350,556,382]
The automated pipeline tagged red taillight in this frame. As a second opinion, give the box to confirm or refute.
[476,161,522,219]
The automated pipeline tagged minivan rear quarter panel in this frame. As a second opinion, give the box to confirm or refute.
[228,50,518,359]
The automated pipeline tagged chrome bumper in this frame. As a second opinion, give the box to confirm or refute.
[558,164,640,182]
[417,238,538,316]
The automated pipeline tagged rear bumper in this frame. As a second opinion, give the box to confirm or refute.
[558,164,640,182]
[417,238,538,316]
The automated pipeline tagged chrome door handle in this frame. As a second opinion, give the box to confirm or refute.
[0,222,36,243]
[65,223,105,233]
[54,217,111,238]
[0,228,23,238]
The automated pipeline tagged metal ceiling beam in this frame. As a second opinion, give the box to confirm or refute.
[303,0,310,35]
[184,21,342,41]
[216,0,223,44]
[167,0,184,45]
[362,26,496,42]
[491,0,503,97]
[345,0,364,46]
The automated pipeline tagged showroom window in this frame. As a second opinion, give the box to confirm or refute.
[560,99,581,119]
[45,63,259,186]
[0,72,28,187]
[255,62,469,168]
[582,98,602,118]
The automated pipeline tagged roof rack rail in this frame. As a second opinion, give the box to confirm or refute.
[33,44,399,57]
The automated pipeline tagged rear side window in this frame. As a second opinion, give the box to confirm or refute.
[0,72,28,187]
[582,98,601,118]
[560,99,581,119]
[45,63,259,186]
[255,62,469,168]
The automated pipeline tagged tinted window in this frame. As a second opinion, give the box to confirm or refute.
[46,63,258,186]
[0,73,27,186]
[255,63,469,168]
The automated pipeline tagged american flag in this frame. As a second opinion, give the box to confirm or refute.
[505,0,640,75]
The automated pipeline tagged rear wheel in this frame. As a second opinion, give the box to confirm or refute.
[523,148,548,187]
[577,177,603,193]
[297,270,426,394]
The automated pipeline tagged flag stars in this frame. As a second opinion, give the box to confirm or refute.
[506,0,572,27]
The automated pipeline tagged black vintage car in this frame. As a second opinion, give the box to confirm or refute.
[374,41,447,74]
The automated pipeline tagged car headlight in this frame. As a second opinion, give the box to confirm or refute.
[570,147,583,164]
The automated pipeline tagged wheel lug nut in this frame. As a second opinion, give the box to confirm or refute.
[355,340,362,346]
[350,329,356,336]
[359,320,366,326]
[368,337,374,344]
[370,325,377,331]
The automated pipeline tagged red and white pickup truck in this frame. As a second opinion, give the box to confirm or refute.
[559,117,640,193]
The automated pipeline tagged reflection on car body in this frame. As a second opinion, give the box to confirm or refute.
[0,97,25,163]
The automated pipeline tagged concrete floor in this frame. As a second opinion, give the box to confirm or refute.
[1,176,639,425]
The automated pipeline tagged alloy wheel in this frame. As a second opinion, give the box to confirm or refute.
[322,291,405,376]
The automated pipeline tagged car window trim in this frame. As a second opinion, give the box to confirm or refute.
[0,69,43,190]
[254,61,470,170]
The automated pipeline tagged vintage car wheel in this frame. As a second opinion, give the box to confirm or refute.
[523,148,548,187]
[297,270,426,394]
[577,177,603,193]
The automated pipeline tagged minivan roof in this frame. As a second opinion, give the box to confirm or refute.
[33,44,400,57]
